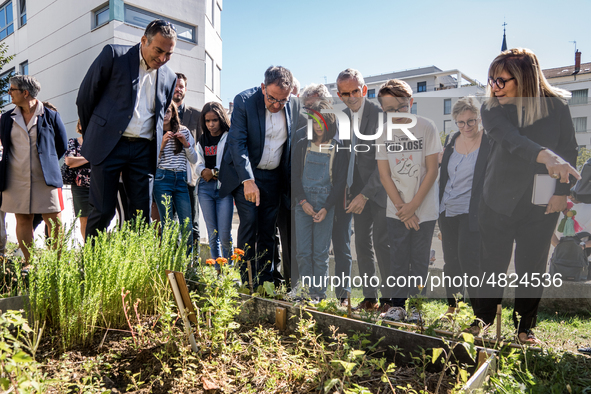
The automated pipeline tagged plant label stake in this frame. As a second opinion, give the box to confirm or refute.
[167,271,198,353]
[247,260,254,294]
[275,307,287,331]
[347,294,352,317]
[496,304,502,340]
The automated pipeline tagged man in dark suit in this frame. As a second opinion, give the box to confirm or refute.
[219,66,293,285]
[77,20,178,240]
[336,68,390,311]
[173,72,201,255]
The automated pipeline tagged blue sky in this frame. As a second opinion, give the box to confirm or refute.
[220,0,591,106]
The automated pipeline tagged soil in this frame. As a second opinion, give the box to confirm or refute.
[35,317,457,393]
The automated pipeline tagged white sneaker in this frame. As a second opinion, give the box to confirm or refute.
[380,307,407,322]
[407,308,424,324]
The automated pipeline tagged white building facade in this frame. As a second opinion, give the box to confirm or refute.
[543,59,591,149]
[0,0,222,136]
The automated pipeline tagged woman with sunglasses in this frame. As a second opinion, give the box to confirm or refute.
[153,102,197,254]
[438,97,490,321]
[476,48,579,344]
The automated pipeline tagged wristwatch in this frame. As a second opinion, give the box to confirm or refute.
[361,194,369,201]
[212,168,219,178]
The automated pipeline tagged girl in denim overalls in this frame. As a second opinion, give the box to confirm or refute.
[293,101,346,301]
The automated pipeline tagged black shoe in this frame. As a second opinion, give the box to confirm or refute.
[578,346,591,355]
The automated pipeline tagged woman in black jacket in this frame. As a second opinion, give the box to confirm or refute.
[438,97,490,320]
[477,48,579,344]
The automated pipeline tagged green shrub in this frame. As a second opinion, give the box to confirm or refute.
[27,217,189,350]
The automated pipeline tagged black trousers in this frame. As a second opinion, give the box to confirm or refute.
[438,212,481,307]
[86,138,152,240]
[232,168,281,286]
[354,199,390,301]
[477,199,559,333]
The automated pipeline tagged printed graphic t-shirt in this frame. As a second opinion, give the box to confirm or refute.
[375,115,443,223]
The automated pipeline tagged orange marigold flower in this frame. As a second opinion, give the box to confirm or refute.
[234,248,245,256]
[216,257,228,265]
[206,258,216,265]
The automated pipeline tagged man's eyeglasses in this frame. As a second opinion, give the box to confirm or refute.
[455,119,477,128]
[488,76,515,89]
[265,89,290,105]
[8,88,23,93]
[391,103,410,113]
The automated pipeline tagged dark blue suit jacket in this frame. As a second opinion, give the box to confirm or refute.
[219,87,292,198]
[0,107,68,193]
[76,43,177,170]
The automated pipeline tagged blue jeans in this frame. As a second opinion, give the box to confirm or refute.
[295,205,335,298]
[198,178,234,261]
[153,169,193,251]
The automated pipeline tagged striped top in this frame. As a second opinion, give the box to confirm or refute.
[158,126,195,171]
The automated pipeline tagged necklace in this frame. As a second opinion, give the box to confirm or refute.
[461,132,481,157]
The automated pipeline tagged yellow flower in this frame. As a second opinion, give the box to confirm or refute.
[216,257,228,266]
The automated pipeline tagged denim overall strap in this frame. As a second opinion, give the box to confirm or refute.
[302,141,333,210]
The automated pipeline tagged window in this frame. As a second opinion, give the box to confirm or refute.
[124,5,196,43]
[444,99,451,115]
[417,81,426,93]
[570,89,589,105]
[573,117,588,133]
[94,5,109,28]
[18,0,24,26]
[205,53,213,90]
[444,120,453,133]
[215,65,221,96]
[214,1,221,35]
[367,89,375,98]
[0,67,15,107]
[0,1,14,40]
[411,102,417,114]
[19,60,27,75]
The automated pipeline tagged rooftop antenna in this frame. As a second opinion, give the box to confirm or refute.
[570,40,577,53]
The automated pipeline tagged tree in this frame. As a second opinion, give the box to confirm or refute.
[0,41,15,110]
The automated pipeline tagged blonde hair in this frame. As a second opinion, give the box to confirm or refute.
[452,97,480,121]
[486,48,569,127]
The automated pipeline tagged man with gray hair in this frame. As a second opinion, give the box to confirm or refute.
[77,19,178,240]
[336,68,390,310]
[219,66,294,285]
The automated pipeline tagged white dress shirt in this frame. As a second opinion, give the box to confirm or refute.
[257,108,287,170]
[122,47,157,139]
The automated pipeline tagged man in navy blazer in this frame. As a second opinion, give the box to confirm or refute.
[76,20,178,240]
[219,66,293,285]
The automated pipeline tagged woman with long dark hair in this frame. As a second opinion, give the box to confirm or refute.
[196,102,233,266]
[153,102,197,253]
[477,48,579,344]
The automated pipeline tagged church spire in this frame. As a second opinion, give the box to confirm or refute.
[501,21,508,51]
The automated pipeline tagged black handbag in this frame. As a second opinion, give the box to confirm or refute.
[61,138,78,185]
